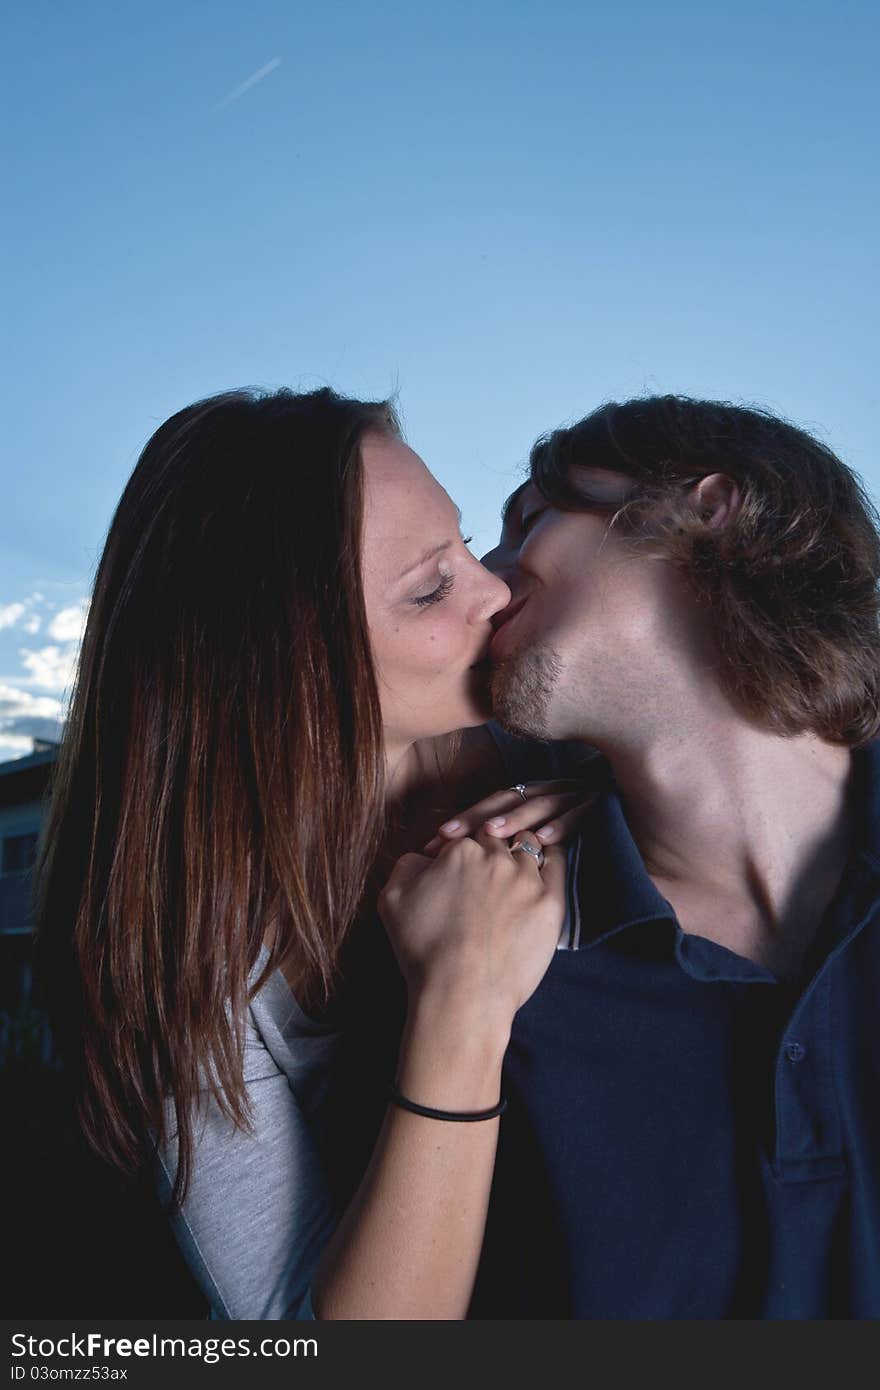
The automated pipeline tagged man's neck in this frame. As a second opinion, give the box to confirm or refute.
[595,721,855,979]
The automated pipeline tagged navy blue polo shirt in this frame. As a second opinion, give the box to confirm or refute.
[468,736,880,1319]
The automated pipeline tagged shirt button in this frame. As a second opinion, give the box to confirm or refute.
[784,1041,806,1063]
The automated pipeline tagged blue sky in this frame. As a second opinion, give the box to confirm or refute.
[2,0,877,761]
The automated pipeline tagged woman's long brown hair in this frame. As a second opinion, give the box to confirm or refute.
[33,386,396,1211]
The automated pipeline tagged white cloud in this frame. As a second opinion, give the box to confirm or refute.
[0,732,37,761]
[47,600,89,643]
[0,590,68,634]
[18,644,78,693]
[0,683,66,763]
[0,684,65,719]
[0,603,26,630]
[0,593,89,757]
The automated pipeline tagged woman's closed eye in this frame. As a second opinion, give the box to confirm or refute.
[411,536,473,609]
[413,572,455,608]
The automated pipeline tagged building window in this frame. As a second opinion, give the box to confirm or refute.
[2,832,39,875]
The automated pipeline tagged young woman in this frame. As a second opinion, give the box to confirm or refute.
[34,387,586,1320]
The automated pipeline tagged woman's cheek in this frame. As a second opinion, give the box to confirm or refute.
[390,623,446,679]
[428,609,465,666]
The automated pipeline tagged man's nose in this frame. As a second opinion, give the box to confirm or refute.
[481,544,516,588]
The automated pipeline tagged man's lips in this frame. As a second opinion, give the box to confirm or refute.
[468,597,530,669]
[493,595,529,632]
[488,595,529,656]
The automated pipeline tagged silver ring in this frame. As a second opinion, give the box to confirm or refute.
[510,840,545,868]
[509,783,529,803]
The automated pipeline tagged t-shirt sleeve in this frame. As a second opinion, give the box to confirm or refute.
[152,1001,339,1321]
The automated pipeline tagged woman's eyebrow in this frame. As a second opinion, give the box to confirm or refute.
[396,506,463,580]
[397,539,453,579]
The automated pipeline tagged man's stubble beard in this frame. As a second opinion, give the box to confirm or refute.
[490,643,565,740]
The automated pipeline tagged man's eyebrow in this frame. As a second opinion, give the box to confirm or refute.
[397,507,463,580]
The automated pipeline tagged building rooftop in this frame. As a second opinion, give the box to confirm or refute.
[0,739,61,780]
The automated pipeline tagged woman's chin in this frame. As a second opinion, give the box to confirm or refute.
[402,670,495,742]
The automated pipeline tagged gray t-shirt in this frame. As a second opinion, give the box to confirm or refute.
[152,946,341,1319]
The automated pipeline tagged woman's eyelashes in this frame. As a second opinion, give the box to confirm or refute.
[413,572,455,608]
[411,536,472,609]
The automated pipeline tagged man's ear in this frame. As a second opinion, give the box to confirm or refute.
[689,473,740,530]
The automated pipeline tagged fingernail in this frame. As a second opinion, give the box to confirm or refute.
[487,816,506,828]
[423,838,441,852]
[536,825,554,840]
[438,819,461,834]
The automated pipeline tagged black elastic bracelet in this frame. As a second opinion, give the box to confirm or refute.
[388,1081,508,1122]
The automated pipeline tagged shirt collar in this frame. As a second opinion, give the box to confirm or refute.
[569,783,672,947]
[566,788,779,982]
[566,738,880,981]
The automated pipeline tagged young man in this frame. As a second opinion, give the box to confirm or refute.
[472,395,880,1318]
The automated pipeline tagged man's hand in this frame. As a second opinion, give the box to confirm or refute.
[422,778,595,855]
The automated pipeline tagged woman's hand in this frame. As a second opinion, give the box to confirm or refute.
[421,778,592,856]
[378,826,566,1033]
[315,827,567,1322]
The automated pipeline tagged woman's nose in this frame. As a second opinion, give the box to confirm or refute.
[481,567,511,619]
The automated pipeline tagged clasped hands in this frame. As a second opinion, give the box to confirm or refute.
[421,779,593,858]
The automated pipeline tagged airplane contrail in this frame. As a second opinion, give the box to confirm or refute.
[214,57,282,111]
